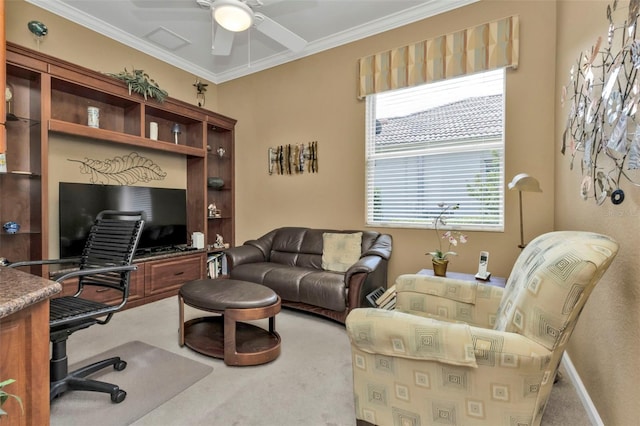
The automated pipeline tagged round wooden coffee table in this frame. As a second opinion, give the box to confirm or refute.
[178,278,281,366]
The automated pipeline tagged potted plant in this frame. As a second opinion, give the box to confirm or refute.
[106,68,168,102]
[0,379,23,417]
[426,203,468,276]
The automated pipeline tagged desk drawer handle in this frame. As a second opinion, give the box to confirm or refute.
[96,288,109,293]
[174,271,185,276]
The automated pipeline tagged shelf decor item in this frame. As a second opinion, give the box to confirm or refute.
[193,79,208,107]
[172,123,181,144]
[2,221,20,234]
[87,106,99,128]
[27,20,48,50]
[207,176,224,189]
[27,21,47,38]
[106,68,168,102]
[426,203,468,277]
[207,203,221,218]
[5,83,17,122]
[149,122,159,140]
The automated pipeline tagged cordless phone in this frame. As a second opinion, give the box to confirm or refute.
[475,251,491,280]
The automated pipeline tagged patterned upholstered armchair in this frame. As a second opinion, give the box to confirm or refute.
[345,231,618,426]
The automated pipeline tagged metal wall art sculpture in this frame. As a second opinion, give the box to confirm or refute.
[68,152,167,185]
[562,0,640,205]
[268,141,318,175]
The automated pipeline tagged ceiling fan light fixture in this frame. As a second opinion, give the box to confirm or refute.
[213,0,253,32]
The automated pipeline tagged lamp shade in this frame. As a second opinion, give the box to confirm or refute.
[508,173,542,192]
[213,0,254,32]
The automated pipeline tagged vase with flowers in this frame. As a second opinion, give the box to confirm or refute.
[426,203,468,276]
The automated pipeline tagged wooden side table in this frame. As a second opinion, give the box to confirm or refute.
[417,269,507,288]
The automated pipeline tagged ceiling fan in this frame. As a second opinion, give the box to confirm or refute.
[196,0,307,56]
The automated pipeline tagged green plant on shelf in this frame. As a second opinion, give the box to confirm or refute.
[0,379,24,417]
[107,67,168,102]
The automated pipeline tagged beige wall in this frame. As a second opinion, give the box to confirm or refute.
[555,1,639,424]
[12,0,638,423]
[217,0,557,280]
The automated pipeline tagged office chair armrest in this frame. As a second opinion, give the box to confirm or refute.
[7,257,81,268]
[55,264,138,283]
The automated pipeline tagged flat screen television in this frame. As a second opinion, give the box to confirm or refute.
[59,182,188,258]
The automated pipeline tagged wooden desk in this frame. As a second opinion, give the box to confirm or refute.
[417,269,507,288]
[0,267,62,426]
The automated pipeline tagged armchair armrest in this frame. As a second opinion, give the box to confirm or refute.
[395,274,503,328]
[224,245,266,270]
[346,308,478,367]
[347,308,552,371]
[467,326,552,362]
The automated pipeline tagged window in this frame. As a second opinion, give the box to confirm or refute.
[365,68,505,231]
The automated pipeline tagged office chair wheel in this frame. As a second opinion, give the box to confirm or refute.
[114,360,127,371]
[111,389,127,403]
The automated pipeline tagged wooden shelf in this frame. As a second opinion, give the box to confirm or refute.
[48,119,206,157]
[1,170,41,177]
[5,41,236,286]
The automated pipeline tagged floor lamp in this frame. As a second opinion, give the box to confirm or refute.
[508,173,542,249]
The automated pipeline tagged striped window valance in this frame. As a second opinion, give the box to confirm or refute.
[357,15,519,99]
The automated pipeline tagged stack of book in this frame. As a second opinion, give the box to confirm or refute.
[207,252,227,278]
[375,284,396,310]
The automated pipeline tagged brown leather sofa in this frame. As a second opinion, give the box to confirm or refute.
[224,227,392,323]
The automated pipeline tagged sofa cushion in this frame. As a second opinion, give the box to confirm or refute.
[321,232,362,272]
[229,261,275,279]
[230,262,317,302]
[232,263,348,311]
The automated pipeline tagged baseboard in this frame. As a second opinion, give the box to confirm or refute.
[561,353,604,426]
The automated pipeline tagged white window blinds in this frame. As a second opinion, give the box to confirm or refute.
[365,68,505,231]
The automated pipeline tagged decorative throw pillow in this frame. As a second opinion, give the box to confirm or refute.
[322,232,363,272]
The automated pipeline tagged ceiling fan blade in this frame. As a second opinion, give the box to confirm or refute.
[212,26,235,56]
[254,12,306,52]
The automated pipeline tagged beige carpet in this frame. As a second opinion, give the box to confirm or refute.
[50,297,593,425]
[50,340,213,426]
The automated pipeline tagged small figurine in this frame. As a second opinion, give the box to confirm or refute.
[215,233,224,248]
[208,203,216,218]
[193,79,208,107]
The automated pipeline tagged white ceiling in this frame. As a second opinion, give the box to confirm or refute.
[25,0,477,84]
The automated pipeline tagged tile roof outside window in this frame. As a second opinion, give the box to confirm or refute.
[375,95,503,147]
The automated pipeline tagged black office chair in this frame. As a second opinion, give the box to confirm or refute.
[9,210,144,403]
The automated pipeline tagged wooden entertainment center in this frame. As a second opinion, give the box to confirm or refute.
[1,42,235,305]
